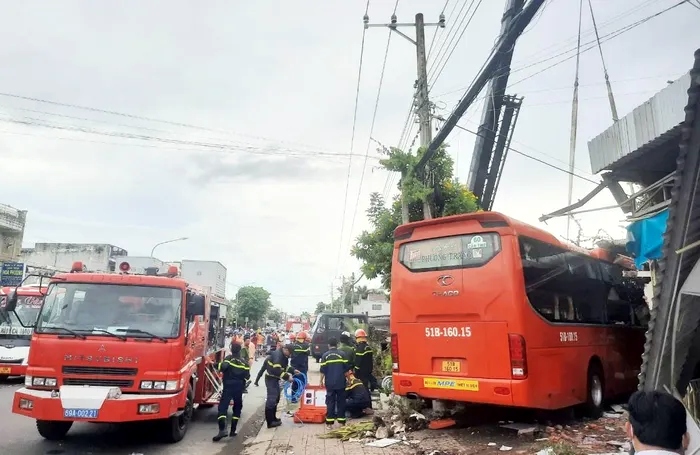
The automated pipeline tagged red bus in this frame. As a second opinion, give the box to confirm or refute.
[390,211,647,415]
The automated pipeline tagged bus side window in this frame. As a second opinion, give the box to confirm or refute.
[569,256,606,324]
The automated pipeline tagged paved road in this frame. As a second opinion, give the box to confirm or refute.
[0,358,266,455]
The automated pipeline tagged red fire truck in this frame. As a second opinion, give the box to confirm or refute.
[4,261,227,443]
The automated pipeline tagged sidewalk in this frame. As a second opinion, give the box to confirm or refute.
[242,362,402,455]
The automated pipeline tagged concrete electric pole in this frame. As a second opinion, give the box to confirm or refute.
[366,13,444,149]
[366,12,445,221]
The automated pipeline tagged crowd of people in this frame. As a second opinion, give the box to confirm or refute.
[212,326,377,441]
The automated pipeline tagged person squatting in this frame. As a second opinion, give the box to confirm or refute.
[213,342,251,442]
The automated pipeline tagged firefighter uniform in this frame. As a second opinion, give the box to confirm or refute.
[290,333,310,402]
[320,345,351,427]
[353,331,377,390]
[345,374,372,418]
[261,345,295,428]
[213,345,250,442]
[338,332,356,370]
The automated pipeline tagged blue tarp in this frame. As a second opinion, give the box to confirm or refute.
[626,209,669,269]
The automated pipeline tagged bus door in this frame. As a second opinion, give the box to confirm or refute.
[393,224,515,384]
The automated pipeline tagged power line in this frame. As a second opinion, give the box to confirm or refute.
[447,121,599,184]
[336,0,372,277]
[428,0,484,89]
[341,0,399,274]
[439,0,687,100]
[0,91,324,153]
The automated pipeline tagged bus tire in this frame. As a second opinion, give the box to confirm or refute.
[584,363,605,418]
[163,385,194,443]
[36,420,73,440]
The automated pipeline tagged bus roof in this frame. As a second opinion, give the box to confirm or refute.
[393,211,602,259]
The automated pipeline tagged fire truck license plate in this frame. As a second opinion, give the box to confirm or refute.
[0,367,10,374]
[441,360,461,373]
[63,408,99,419]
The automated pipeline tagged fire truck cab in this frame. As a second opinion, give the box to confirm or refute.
[5,261,227,443]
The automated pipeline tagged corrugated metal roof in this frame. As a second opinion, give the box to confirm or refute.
[639,49,700,394]
[588,73,691,174]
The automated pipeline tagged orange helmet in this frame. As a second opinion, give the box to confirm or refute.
[354,329,367,338]
[296,331,308,340]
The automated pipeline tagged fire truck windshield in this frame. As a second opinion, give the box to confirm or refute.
[0,296,42,339]
[36,283,182,339]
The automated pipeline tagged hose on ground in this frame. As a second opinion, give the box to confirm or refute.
[283,372,307,402]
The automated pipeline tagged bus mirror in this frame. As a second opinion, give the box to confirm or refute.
[186,294,205,318]
[4,290,18,312]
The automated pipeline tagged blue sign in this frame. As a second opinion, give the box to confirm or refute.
[0,262,25,286]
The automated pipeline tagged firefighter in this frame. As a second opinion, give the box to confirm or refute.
[345,371,372,418]
[320,337,351,429]
[213,343,250,442]
[290,331,310,402]
[353,329,377,391]
[338,331,356,370]
[256,343,297,428]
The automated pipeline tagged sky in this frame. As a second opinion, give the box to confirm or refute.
[0,0,696,314]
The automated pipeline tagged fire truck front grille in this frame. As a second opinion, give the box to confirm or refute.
[63,378,134,388]
[62,366,138,376]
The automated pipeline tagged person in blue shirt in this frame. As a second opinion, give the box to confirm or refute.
[320,337,351,429]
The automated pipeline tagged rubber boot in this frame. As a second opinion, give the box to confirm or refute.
[266,409,282,428]
[213,419,228,442]
[229,420,238,437]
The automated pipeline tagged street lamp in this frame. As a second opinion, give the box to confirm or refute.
[150,237,189,257]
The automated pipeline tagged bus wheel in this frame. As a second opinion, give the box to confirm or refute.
[163,386,194,443]
[584,364,605,418]
[36,420,73,440]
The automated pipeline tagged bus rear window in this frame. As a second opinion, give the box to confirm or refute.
[399,233,501,272]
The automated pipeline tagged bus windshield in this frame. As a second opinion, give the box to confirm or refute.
[36,283,183,339]
[0,295,42,339]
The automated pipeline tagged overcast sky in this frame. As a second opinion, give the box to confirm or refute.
[0,0,696,313]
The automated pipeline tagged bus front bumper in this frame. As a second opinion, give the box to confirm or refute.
[392,373,525,407]
[0,364,27,377]
[13,386,183,423]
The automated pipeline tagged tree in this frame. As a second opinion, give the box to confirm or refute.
[356,285,369,300]
[235,286,272,326]
[314,302,327,315]
[267,307,284,324]
[300,311,311,320]
[352,144,480,289]
[225,299,237,325]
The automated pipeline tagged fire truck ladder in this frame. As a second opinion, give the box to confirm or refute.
[203,360,223,404]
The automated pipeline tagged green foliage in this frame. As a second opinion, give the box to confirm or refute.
[234,286,271,326]
[314,301,327,315]
[351,144,480,289]
[266,307,284,324]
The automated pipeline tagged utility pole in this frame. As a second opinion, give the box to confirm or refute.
[366,12,445,221]
[415,0,546,172]
[467,0,524,198]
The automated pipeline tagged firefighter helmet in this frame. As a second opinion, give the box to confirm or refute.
[296,331,308,340]
[354,329,367,338]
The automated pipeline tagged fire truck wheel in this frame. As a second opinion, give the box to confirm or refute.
[36,420,73,440]
[584,362,605,418]
[163,385,194,443]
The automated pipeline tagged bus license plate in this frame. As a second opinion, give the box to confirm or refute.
[441,360,461,373]
[0,367,10,374]
[63,408,99,419]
